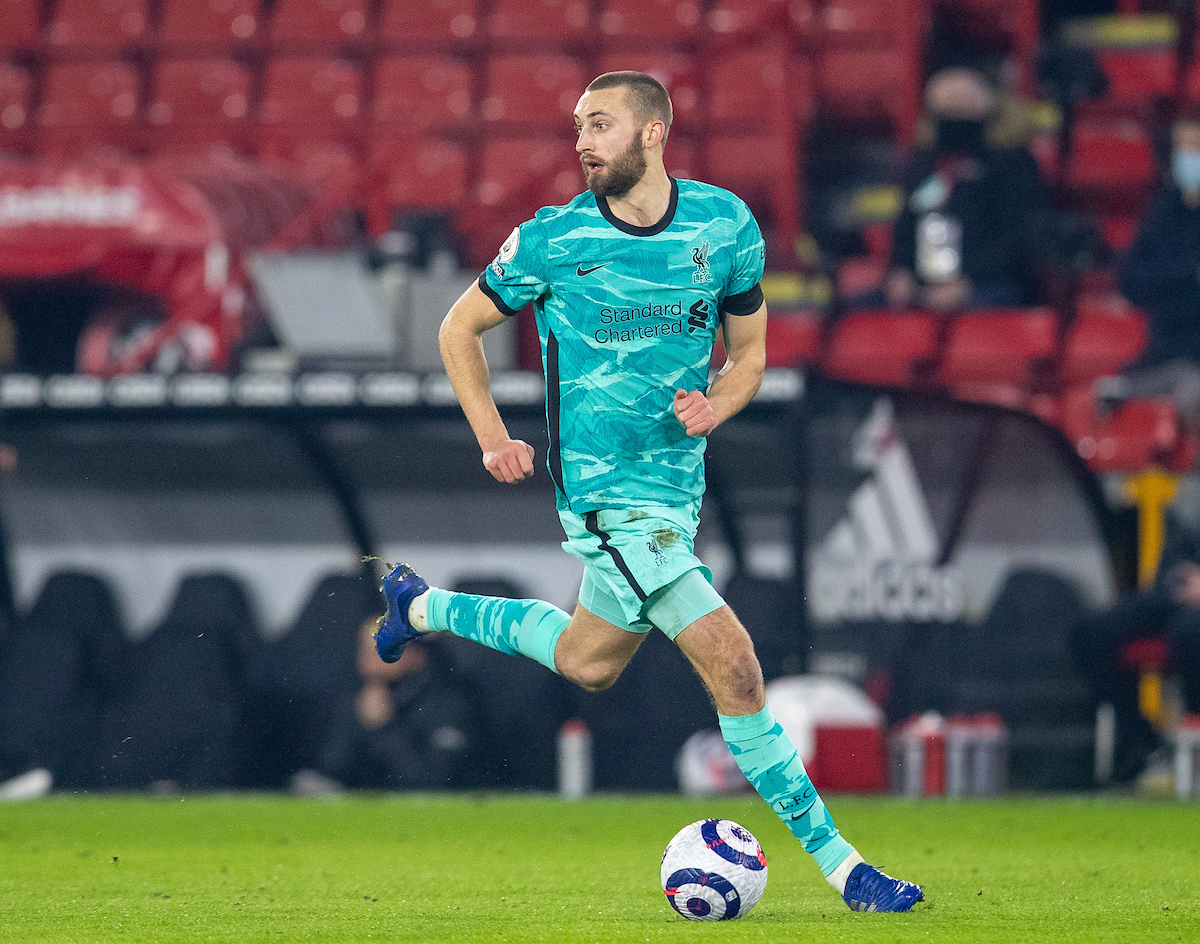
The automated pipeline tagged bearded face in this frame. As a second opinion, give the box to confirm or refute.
[581,130,648,198]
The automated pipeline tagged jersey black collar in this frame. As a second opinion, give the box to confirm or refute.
[595,177,679,236]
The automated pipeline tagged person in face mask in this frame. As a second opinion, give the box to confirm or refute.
[1108,115,1200,431]
[880,67,1049,313]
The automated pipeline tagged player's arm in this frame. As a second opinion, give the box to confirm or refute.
[439,281,535,483]
[673,301,767,437]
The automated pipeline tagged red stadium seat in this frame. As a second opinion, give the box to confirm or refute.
[703,132,800,260]
[44,0,147,50]
[366,138,468,234]
[159,0,261,48]
[38,61,140,128]
[1093,47,1178,107]
[820,0,898,39]
[378,0,478,45]
[1060,387,1181,472]
[708,47,789,124]
[36,61,142,157]
[708,0,797,36]
[823,310,939,386]
[260,57,361,125]
[0,62,31,141]
[1065,118,1157,213]
[1100,214,1138,252]
[269,0,370,46]
[598,0,701,42]
[147,58,252,152]
[482,54,586,125]
[1060,294,1147,387]
[596,53,699,125]
[765,312,822,367]
[0,0,39,51]
[488,0,589,41]
[937,308,1058,387]
[818,47,916,136]
[373,56,472,129]
[474,136,580,214]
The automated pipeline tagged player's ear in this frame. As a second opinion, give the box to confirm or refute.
[644,119,665,150]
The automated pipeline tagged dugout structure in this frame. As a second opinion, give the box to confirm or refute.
[0,369,1115,790]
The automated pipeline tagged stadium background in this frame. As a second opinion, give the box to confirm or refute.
[0,0,1197,798]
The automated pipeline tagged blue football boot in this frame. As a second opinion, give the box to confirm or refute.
[842,862,924,913]
[374,563,429,663]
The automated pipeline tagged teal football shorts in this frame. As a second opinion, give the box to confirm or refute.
[558,501,725,639]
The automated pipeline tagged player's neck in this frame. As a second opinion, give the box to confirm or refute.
[604,166,673,228]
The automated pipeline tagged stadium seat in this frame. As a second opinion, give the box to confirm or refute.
[1065,118,1157,213]
[764,312,822,367]
[268,0,370,47]
[487,0,589,41]
[158,0,260,49]
[820,0,900,39]
[936,308,1058,388]
[373,55,472,129]
[0,0,39,51]
[260,57,361,126]
[44,0,147,50]
[1060,294,1147,388]
[474,136,580,213]
[481,54,586,125]
[365,138,468,235]
[708,0,798,35]
[598,0,701,42]
[708,47,789,124]
[1059,387,1181,472]
[822,310,939,386]
[596,53,698,125]
[703,132,800,259]
[37,61,140,128]
[146,59,253,152]
[378,0,478,45]
[0,62,30,144]
[818,47,916,137]
[1097,47,1177,103]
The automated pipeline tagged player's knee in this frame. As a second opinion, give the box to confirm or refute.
[559,653,625,692]
[724,645,764,704]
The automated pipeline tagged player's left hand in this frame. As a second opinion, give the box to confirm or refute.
[673,388,717,437]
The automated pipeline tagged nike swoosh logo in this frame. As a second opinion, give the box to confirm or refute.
[576,262,610,276]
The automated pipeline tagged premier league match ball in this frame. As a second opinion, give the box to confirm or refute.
[660,819,768,921]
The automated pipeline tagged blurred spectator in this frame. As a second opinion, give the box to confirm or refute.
[319,618,481,790]
[1103,115,1200,430]
[1072,513,1200,784]
[880,67,1050,313]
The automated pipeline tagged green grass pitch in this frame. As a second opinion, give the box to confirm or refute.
[1,793,1197,943]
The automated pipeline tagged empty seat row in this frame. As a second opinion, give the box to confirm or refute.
[0,0,925,52]
[0,50,881,132]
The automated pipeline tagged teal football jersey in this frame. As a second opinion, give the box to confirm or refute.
[479,177,765,512]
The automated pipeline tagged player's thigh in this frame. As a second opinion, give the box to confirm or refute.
[554,604,647,690]
[673,606,765,714]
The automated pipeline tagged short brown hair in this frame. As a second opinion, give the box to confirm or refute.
[586,71,673,140]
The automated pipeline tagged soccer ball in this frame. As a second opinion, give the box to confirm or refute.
[660,819,768,921]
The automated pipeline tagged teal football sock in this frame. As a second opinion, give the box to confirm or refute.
[719,705,855,876]
[424,587,569,673]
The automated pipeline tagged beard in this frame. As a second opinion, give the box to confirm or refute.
[582,134,647,198]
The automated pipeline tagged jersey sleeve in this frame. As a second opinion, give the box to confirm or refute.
[477,219,550,316]
[720,202,766,316]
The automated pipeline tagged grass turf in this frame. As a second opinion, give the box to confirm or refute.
[0,793,1197,943]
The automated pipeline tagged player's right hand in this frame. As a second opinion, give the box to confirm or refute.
[482,439,535,484]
